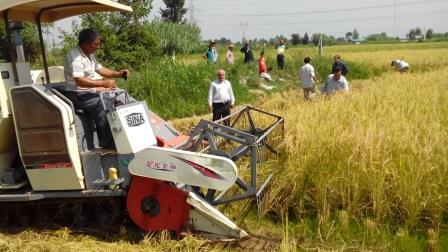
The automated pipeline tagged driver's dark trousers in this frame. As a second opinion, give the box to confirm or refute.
[62,91,115,149]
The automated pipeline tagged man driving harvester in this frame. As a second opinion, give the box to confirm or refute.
[63,28,130,149]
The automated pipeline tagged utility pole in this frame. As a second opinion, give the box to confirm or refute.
[393,0,397,38]
[240,21,248,43]
[189,0,197,24]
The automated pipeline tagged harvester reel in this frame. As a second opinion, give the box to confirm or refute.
[184,106,284,206]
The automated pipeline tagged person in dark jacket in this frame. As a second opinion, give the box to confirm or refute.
[240,42,254,63]
[332,54,348,76]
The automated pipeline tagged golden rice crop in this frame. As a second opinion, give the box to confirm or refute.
[259,64,448,231]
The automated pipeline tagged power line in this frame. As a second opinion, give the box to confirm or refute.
[197,0,447,17]
[197,10,448,27]
[194,0,311,7]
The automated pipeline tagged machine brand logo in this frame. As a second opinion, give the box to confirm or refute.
[125,113,145,127]
[172,156,225,181]
[146,160,176,171]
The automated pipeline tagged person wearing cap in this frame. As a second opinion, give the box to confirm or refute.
[226,43,234,65]
[321,66,349,95]
[208,69,235,126]
[332,54,348,76]
[391,59,410,73]
[204,41,217,64]
[275,39,287,70]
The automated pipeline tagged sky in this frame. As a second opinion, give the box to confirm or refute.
[53,0,448,43]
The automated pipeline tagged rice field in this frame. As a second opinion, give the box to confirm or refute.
[177,42,448,250]
[1,42,448,251]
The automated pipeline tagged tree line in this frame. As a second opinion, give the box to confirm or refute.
[1,0,448,69]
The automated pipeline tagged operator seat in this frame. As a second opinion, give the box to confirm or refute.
[52,86,98,152]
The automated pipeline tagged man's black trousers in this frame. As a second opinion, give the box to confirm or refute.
[212,101,231,126]
[277,54,285,69]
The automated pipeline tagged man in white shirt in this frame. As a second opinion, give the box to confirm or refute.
[63,28,130,149]
[321,67,349,95]
[391,59,410,73]
[299,56,318,101]
[208,69,235,126]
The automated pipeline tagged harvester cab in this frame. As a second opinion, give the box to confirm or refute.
[0,0,284,240]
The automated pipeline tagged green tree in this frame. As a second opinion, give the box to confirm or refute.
[290,33,301,45]
[149,20,201,56]
[408,29,416,40]
[0,21,9,61]
[269,35,287,45]
[415,27,422,36]
[311,33,336,46]
[353,29,359,40]
[160,0,187,23]
[302,32,309,45]
[366,32,394,41]
[426,29,433,39]
[61,0,161,69]
[0,21,41,62]
[345,31,353,41]
[21,22,40,63]
[218,37,231,46]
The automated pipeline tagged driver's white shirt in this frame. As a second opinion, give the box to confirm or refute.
[64,46,103,92]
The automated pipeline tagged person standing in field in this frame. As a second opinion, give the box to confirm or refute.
[226,43,234,65]
[321,66,349,95]
[240,42,254,63]
[332,54,348,76]
[203,41,217,64]
[258,51,272,81]
[275,39,287,70]
[299,56,318,101]
[391,59,410,73]
[258,51,267,75]
[208,69,235,126]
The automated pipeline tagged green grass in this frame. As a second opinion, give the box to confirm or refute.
[122,59,253,119]
[119,47,389,119]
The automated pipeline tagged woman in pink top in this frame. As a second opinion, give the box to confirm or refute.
[226,43,234,65]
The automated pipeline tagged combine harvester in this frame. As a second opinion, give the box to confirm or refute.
[0,0,284,239]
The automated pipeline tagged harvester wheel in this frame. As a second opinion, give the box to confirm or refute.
[90,198,123,231]
[15,205,34,226]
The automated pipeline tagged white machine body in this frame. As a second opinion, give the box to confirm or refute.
[129,146,238,191]
[107,102,157,154]
[9,84,84,191]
